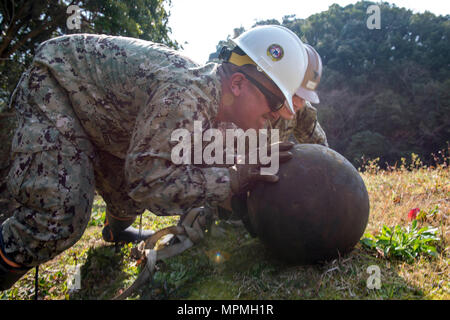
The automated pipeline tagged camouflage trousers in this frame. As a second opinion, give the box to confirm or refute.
[1,65,144,267]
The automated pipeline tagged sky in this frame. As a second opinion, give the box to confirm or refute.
[166,0,450,64]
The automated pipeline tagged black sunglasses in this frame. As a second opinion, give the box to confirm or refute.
[240,71,285,112]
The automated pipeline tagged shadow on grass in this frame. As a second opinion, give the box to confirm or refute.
[135,220,426,300]
[69,244,132,300]
[66,219,426,300]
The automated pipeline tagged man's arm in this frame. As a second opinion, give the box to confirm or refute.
[125,83,231,217]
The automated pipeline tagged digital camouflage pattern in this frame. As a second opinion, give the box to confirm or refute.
[3,64,95,266]
[1,34,327,266]
[269,101,328,146]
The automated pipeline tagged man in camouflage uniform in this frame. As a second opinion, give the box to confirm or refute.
[0,32,327,290]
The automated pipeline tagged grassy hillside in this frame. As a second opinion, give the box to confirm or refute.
[1,152,448,300]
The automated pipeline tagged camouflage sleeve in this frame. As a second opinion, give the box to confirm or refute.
[125,83,231,217]
[293,102,328,147]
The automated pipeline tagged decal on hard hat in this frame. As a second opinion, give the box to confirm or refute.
[267,44,284,61]
[306,80,317,90]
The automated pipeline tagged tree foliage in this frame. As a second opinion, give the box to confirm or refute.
[210,1,450,166]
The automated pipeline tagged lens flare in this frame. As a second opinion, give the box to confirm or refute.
[215,252,223,263]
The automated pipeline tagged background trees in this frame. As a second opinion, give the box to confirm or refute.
[210,1,449,166]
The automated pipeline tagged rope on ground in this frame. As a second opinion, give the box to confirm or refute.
[113,208,207,300]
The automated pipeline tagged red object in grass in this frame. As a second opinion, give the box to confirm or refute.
[408,208,420,221]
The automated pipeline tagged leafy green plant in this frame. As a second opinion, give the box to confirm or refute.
[361,220,440,263]
[88,198,106,227]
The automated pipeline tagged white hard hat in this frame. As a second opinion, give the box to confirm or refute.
[231,25,308,114]
[295,44,323,104]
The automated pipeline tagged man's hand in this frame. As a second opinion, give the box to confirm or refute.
[228,141,294,195]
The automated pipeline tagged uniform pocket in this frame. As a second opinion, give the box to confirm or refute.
[7,146,87,211]
[7,153,35,199]
[11,122,60,153]
[7,122,60,204]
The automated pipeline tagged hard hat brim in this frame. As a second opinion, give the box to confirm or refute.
[283,89,296,114]
[295,87,320,104]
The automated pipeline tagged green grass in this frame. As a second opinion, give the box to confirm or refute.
[1,151,448,300]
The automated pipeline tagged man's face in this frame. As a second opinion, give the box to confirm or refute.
[230,71,285,130]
